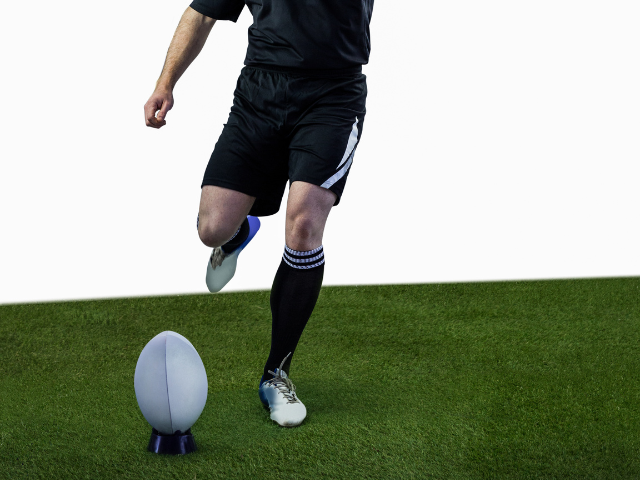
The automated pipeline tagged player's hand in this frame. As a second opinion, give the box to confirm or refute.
[144,89,174,129]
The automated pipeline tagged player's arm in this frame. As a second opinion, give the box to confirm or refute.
[144,7,217,129]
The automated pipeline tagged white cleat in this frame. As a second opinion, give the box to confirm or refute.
[205,216,260,293]
[259,353,307,427]
[206,247,239,293]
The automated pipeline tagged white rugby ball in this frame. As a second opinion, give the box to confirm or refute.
[134,331,208,435]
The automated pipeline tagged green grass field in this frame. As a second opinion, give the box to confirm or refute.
[1,278,640,479]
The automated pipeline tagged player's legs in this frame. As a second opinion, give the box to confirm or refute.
[198,67,291,293]
[261,181,334,377]
[197,185,256,248]
[259,181,335,426]
[258,72,366,427]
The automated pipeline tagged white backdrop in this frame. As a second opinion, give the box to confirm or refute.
[1,1,638,305]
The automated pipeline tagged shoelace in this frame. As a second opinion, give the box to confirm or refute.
[210,247,229,270]
[264,353,299,404]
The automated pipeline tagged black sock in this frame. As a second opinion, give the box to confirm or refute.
[221,217,250,253]
[262,245,325,381]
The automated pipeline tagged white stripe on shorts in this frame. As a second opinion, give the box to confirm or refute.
[321,116,359,189]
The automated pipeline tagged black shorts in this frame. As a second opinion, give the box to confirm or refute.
[201,65,368,217]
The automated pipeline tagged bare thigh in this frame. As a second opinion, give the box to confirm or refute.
[198,186,256,248]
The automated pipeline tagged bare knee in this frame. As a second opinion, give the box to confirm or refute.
[286,214,322,251]
[198,216,239,248]
[198,186,256,248]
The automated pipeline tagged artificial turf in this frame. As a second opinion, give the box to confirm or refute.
[1,278,639,479]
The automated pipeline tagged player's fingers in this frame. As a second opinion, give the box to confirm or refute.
[144,100,162,128]
[156,98,173,122]
[151,110,166,128]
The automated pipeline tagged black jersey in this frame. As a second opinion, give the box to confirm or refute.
[189,0,373,73]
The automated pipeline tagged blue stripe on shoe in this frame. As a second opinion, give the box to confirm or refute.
[259,374,269,406]
[239,216,261,253]
[259,368,283,407]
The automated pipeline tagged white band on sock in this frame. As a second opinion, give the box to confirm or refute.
[283,245,325,270]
